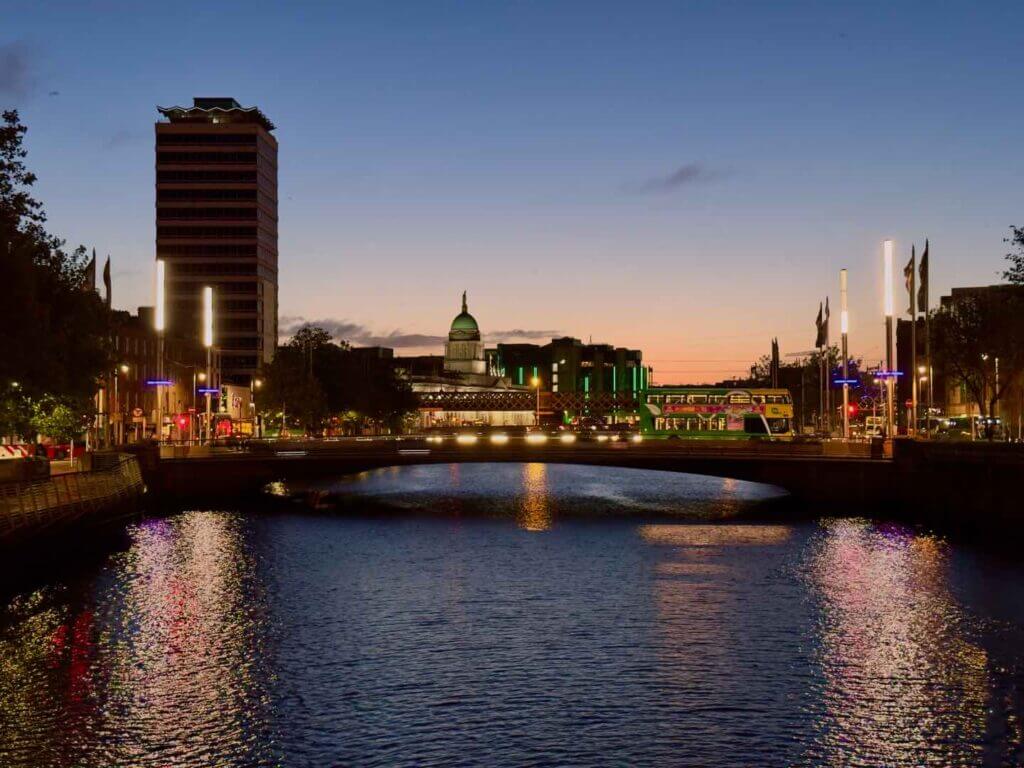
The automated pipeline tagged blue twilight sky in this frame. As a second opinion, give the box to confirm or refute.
[3,0,1022,382]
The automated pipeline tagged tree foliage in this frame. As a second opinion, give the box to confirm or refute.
[1004,225,1024,284]
[29,396,86,444]
[931,294,1024,429]
[0,110,110,437]
[256,325,417,434]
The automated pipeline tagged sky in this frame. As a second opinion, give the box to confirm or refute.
[3,0,1023,383]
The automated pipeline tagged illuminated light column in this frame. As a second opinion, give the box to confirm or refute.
[883,239,895,439]
[203,286,214,445]
[531,376,541,426]
[155,259,166,443]
[841,268,850,440]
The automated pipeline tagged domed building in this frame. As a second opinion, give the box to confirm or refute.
[444,292,486,375]
[389,291,536,429]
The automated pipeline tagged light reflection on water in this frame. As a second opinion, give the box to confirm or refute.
[803,520,993,767]
[0,464,1022,767]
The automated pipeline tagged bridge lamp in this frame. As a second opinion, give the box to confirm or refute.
[490,433,509,445]
[559,433,577,444]
[456,434,478,446]
[526,432,548,445]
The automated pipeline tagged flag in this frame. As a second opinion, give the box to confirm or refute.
[102,255,112,308]
[904,244,916,315]
[770,337,780,387]
[824,297,830,347]
[83,248,96,292]
[917,239,929,311]
[814,302,825,348]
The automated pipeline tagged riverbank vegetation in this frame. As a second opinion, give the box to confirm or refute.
[1,110,109,441]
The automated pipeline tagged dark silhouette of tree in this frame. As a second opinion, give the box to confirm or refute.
[0,110,109,437]
[1003,225,1024,284]
[931,294,1024,436]
[256,325,417,434]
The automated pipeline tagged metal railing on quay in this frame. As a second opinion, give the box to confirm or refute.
[0,454,145,540]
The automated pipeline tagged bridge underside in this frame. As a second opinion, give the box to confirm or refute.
[155,445,891,511]
[139,440,1024,540]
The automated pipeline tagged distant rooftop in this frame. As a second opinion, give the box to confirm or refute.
[157,97,275,131]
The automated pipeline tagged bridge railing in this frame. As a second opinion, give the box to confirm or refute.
[0,453,145,541]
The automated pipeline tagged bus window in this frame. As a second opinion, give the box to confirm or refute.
[744,416,768,434]
[690,394,707,404]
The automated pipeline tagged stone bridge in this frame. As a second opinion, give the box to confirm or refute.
[150,439,1023,536]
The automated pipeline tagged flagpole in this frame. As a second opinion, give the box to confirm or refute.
[826,299,831,435]
[909,245,918,436]
[923,239,932,436]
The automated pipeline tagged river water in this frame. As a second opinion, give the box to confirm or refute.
[2,463,1023,767]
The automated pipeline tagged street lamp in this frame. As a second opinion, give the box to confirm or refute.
[110,363,129,446]
[154,259,166,444]
[203,285,214,445]
[530,376,541,427]
[840,268,850,440]
[883,240,895,438]
[251,377,263,438]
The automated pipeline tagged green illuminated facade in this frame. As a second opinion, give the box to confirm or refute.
[496,337,647,422]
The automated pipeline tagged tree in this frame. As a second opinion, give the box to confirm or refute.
[0,110,110,421]
[30,396,86,444]
[931,293,1024,435]
[256,344,327,434]
[1004,226,1024,284]
[256,324,419,435]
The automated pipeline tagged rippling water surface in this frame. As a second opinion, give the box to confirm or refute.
[2,463,1023,767]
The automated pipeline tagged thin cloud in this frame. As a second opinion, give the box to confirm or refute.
[102,129,145,150]
[279,316,559,349]
[488,329,560,341]
[0,41,35,99]
[632,163,722,194]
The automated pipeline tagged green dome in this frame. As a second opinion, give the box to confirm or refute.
[450,312,479,333]
[449,291,481,340]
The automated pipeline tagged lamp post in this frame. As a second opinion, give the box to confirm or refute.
[154,259,166,444]
[530,376,541,427]
[251,377,263,438]
[113,363,128,445]
[203,286,214,445]
[883,240,895,439]
[840,268,850,440]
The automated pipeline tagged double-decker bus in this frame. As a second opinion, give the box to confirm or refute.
[640,387,794,439]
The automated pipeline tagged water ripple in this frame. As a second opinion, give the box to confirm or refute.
[1,464,1022,766]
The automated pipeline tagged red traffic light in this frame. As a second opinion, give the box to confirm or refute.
[847,405,858,416]
[176,415,188,429]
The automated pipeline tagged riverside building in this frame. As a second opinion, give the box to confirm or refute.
[155,97,278,385]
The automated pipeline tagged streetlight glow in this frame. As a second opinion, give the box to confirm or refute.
[202,286,214,348]
[155,259,166,331]
[883,239,894,317]
[840,268,849,334]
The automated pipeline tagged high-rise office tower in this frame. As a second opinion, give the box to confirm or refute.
[155,97,278,384]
